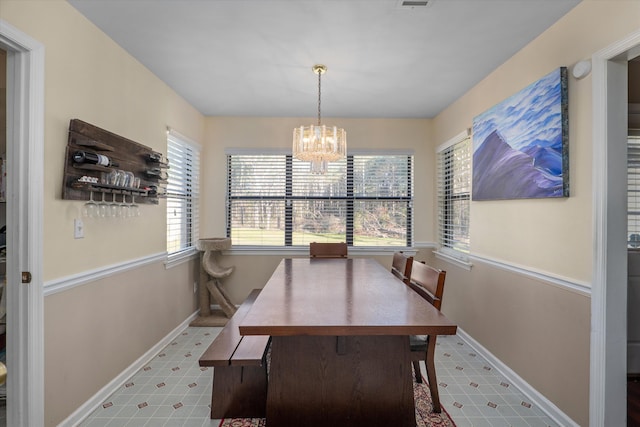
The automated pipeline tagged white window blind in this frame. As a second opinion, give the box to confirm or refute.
[437,134,471,256]
[629,136,640,247]
[167,130,200,255]
[290,158,347,245]
[227,153,413,247]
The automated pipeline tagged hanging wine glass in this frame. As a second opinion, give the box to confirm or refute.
[83,191,98,219]
[110,193,121,218]
[98,192,110,218]
[130,195,140,217]
[120,194,130,218]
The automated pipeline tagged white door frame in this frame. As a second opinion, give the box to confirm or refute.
[0,19,45,427]
[591,29,640,427]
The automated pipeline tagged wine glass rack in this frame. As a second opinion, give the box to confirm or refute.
[62,119,168,204]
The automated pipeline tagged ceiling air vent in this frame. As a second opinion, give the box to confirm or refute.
[400,0,431,7]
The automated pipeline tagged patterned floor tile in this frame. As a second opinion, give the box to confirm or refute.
[77,327,560,427]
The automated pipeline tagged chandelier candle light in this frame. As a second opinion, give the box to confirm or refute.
[293,64,347,174]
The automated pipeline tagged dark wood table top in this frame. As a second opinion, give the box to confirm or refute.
[239,258,457,337]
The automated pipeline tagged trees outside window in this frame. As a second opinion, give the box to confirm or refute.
[227,153,413,247]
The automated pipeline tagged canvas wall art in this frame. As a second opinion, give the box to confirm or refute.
[472,67,568,200]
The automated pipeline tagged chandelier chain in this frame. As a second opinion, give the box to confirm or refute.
[317,69,322,126]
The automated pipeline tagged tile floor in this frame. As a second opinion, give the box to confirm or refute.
[79,327,560,427]
[434,336,560,427]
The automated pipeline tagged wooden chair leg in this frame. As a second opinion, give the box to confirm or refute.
[426,335,441,413]
[412,360,422,383]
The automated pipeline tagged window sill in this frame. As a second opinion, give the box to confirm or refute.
[224,246,418,257]
[165,248,199,269]
[433,250,473,271]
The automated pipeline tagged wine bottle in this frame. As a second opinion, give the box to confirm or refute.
[147,152,163,162]
[145,168,168,180]
[146,167,161,176]
[73,150,119,167]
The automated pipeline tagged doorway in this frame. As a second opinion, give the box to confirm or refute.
[0,19,45,427]
[0,43,7,427]
[0,46,6,426]
[591,29,640,426]
[628,55,640,426]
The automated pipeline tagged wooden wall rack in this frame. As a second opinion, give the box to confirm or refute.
[62,119,167,204]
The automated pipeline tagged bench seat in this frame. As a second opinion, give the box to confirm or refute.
[199,288,270,419]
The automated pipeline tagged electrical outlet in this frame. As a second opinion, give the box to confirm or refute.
[74,218,84,239]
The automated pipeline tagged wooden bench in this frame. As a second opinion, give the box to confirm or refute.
[199,288,270,419]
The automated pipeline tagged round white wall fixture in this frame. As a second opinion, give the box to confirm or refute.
[572,60,592,79]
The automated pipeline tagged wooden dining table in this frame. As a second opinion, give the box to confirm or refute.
[239,257,458,427]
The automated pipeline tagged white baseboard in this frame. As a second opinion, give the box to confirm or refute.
[58,311,199,427]
[456,327,579,427]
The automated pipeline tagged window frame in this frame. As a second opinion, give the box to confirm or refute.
[166,128,201,265]
[225,149,414,249]
[435,130,472,269]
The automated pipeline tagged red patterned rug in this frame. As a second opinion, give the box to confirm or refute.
[219,379,456,427]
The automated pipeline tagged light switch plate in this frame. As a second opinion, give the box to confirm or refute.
[74,218,84,239]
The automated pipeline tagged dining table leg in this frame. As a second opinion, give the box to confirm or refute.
[267,335,416,427]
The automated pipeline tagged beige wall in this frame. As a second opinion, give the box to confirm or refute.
[429,2,640,425]
[418,249,591,425]
[435,1,640,282]
[201,116,433,241]
[44,260,199,425]
[4,0,204,278]
[2,1,204,425]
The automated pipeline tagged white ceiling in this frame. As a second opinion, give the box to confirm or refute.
[68,0,580,119]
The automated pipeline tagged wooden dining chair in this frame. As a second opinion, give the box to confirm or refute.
[391,251,413,284]
[407,261,446,384]
[309,242,348,258]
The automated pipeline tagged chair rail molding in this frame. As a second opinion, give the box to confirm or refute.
[468,253,591,296]
[44,252,167,296]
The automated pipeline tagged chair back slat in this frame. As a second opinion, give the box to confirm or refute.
[407,261,446,311]
[391,252,413,284]
[309,242,348,258]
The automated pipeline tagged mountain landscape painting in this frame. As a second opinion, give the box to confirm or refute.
[472,67,568,200]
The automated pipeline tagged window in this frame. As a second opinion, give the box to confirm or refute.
[226,152,413,247]
[166,130,200,255]
[437,132,471,257]
[629,135,640,247]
